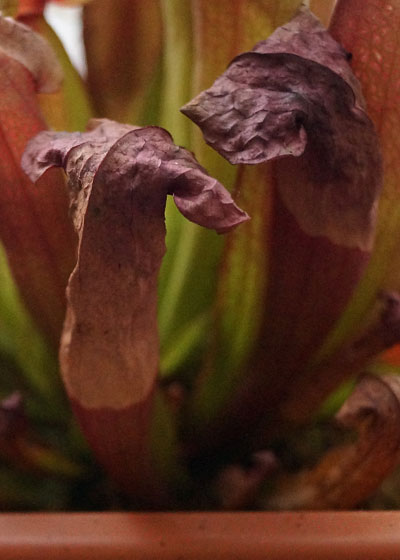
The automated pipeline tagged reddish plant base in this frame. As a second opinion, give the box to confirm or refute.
[0,512,398,559]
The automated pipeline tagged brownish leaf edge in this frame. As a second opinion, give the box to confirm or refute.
[266,374,400,510]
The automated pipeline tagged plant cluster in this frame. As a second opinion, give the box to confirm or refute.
[0,0,399,511]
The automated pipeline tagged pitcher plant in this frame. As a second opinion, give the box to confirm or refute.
[0,0,399,511]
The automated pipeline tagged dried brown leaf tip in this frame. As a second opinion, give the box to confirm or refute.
[266,375,400,510]
[182,7,382,250]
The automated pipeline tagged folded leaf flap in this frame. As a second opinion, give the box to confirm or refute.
[181,7,374,164]
[172,172,247,234]
[22,130,86,181]
[182,7,382,250]
[251,7,365,109]
[22,119,136,182]
[161,148,249,233]
[0,16,62,93]
[22,118,248,234]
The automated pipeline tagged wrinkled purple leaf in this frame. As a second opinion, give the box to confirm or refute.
[23,118,248,235]
[182,7,382,250]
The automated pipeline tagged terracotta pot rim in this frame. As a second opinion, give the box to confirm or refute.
[0,511,399,559]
